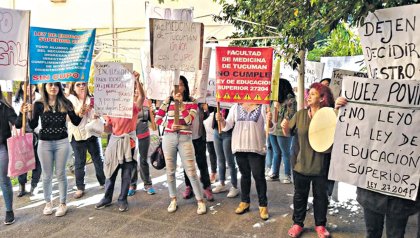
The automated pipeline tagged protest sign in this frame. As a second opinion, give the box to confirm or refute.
[29,27,95,84]
[358,4,420,80]
[0,80,13,92]
[270,57,281,101]
[149,18,204,72]
[330,69,368,99]
[93,62,134,118]
[192,47,211,103]
[216,47,273,104]
[329,76,420,200]
[320,55,365,79]
[280,61,324,89]
[0,8,30,81]
[143,5,194,100]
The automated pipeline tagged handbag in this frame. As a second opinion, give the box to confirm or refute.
[7,127,36,177]
[150,98,172,170]
[85,117,105,138]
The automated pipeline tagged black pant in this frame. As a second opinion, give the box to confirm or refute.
[235,152,267,206]
[184,138,211,190]
[71,136,106,190]
[206,142,217,174]
[18,134,42,187]
[292,171,328,227]
[103,160,135,205]
[363,207,410,238]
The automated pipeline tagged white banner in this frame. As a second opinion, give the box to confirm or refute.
[280,61,324,89]
[94,62,134,118]
[320,55,365,79]
[330,69,368,99]
[358,4,420,80]
[192,47,211,103]
[329,76,420,201]
[0,80,13,92]
[0,8,30,81]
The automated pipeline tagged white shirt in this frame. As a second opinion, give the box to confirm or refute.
[67,94,95,141]
[204,112,214,142]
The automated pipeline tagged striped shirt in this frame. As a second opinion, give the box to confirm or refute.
[155,97,197,135]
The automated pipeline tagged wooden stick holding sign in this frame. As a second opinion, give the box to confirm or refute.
[173,69,180,125]
[217,102,222,134]
[21,79,28,133]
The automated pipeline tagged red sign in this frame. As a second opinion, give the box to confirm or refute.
[216,47,273,104]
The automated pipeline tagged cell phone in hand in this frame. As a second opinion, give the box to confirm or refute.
[90,97,94,107]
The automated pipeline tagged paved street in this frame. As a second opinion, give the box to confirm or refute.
[0,163,418,237]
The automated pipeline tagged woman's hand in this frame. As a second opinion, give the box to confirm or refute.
[280,118,290,136]
[215,112,224,122]
[20,103,32,114]
[78,104,91,117]
[171,124,182,131]
[335,97,348,110]
[173,92,183,103]
[266,111,272,122]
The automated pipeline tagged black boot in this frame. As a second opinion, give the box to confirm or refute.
[17,184,27,197]
[4,211,15,225]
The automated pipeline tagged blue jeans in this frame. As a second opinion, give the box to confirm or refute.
[71,136,106,190]
[265,137,273,169]
[0,144,13,211]
[269,134,292,177]
[214,130,237,188]
[162,132,203,200]
[38,138,71,203]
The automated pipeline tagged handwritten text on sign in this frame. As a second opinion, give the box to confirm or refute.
[29,27,95,84]
[0,8,30,81]
[150,18,203,72]
[329,76,420,200]
[216,47,273,104]
[358,4,420,80]
[330,69,368,99]
[94,62,134,119]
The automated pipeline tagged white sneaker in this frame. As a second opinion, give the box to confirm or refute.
[167,199,177,213]
[281,175,292,184]
[212,184,228,194]
[227,187,239,198]
[55,204,67,217]
[43,202,53,215]
[197,201,207,215]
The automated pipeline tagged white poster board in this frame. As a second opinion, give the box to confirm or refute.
[330,69,368,99]
[94,62,134,118]
[329,76,420,201]
[0,8,30,81]
[358,4,420,80]
[0,80,13,92]
[280,61,324,89]
[192,47,211,103]
[320,55,365,79]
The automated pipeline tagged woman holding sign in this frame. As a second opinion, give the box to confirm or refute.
[0,86,18,224]
[67,82,106,199]
[19,82,86,217]
[155,76,207,215]
[336,96,420,238]
[281,83,334,238]
[216,103,273,220]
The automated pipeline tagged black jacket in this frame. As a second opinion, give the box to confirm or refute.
[0,101,18,146]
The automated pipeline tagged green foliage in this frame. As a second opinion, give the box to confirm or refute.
[307,22,363,62]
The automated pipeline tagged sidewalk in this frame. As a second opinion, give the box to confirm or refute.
[0,163,418,237]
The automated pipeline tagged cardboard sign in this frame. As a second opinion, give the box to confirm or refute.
[93,62,134,118]
[320,55,365,79]
[149,18,203,72]
[280,61,324,89]
[216,47,273,104]
[329,76,420,200]
[330,69,368,99]
[0,8,30,81]
[29,27,95,84]
[358,4,420,80]
[193,47,211,103]
[309,107,337,153]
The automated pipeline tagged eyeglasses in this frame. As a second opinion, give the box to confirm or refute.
[75,83,86,87]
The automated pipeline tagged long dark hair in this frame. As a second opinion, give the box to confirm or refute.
[41,82,74,113]
[0,85,12,108]
[14,82,39,103]
[278,78,295,103]
[179,75,191,102]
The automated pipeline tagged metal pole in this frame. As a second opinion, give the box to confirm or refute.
[111,0,116,56]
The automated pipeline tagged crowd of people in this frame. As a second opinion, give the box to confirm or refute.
[0,73,419,238]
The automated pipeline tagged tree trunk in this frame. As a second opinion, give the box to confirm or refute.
[297,49,306,110]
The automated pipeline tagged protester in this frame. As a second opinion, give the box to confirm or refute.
[266,78,296,183]
[216,103,272,220]
[336,96,420,238]
[281,83,334,238]
[95,73,144,212]
[320,78,331,87]
[203,109,217,184]
[212,107,239,198]
[0,86,18,224]
[19,82,86,217]
[12,82,42,197]
[182,102,214,201]
[155,75,206,215]
[128,72,156,196]
[67,82,106,199]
